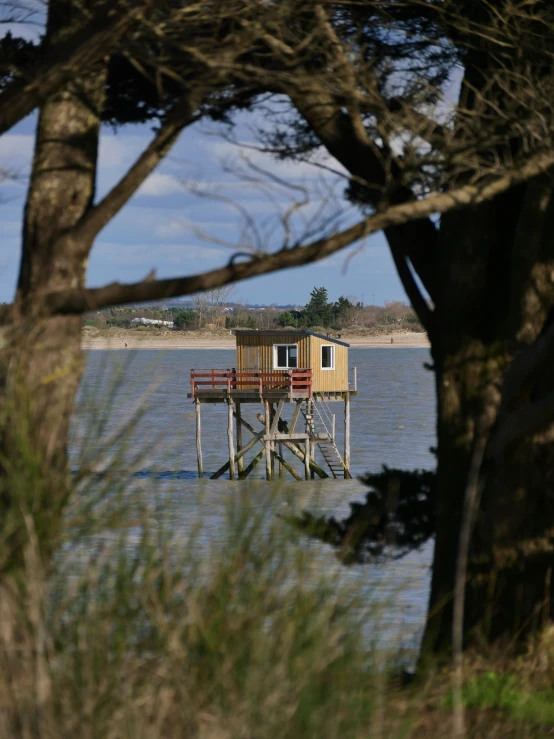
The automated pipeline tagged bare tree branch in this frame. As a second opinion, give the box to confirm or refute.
[44,145,554,315]
[390,246,435,338]
[287,73,441,300]
[70,95,203,244]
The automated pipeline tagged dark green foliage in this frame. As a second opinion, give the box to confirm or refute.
[306,287,331,324]
[275,310,302,328]
[288,467,436,564]
[0,33,37,91]
[173,309,196,329]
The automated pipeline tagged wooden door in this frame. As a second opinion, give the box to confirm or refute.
[244,346,260,372]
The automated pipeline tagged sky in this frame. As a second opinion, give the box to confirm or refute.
[0,102,408,310]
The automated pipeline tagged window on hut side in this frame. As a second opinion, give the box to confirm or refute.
[274,344,298,369]
[321,345,335,370]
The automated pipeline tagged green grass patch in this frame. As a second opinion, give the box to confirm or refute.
[444,670,554,727]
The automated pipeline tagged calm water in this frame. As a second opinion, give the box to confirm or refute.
[73,348,436,655]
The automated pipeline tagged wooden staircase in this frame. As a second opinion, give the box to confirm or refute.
[302,400,352,479]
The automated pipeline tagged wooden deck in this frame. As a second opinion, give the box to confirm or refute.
[188,368,357,402]
[189,368,313,399]
[189,390,356,402]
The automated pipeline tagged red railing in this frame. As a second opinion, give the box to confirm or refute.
[190,368,312,398]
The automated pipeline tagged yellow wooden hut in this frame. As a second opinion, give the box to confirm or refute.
[188,329,356,482]
[234,329,350,394]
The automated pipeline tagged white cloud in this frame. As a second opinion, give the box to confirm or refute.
[98,133,153,170]
[155,220,187,238]
[137,173,184,197]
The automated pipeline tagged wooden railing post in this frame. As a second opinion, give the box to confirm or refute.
[190,370,195,398]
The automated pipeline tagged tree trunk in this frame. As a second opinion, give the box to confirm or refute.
[0,60,104,576]
[422,182,554,653]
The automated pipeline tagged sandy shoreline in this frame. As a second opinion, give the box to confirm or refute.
[82,329,430,351]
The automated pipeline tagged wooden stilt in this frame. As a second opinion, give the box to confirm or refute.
[270,399,285,434]
[304,399,315,479]
[283,437,325,477]
[264,400,272,481]
[210,427,264,479]
[304,436,310,480]
[213,415,301,481]
[279,442,284,479]
[271,446,301,481]
[236,401,244,475]
[270,403,275,478]
[228,399,235,480]
[195,399,203,479]
[344,392,351,479]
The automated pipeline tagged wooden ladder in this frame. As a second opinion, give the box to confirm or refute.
[302,400,351,479]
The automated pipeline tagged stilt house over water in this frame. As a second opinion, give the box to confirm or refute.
[189,329,357,481]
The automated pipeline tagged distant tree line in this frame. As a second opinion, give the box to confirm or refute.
[275,287,423,332]
[5,292,422,333]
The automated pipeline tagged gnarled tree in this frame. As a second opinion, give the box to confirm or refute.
[4,0,554,658]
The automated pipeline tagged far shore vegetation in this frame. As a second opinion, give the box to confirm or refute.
[75,286,424,334]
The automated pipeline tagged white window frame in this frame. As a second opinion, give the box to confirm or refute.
[321,344,335,370]
[273,343,299,369]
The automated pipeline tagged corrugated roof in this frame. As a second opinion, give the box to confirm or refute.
[233,329,350,348]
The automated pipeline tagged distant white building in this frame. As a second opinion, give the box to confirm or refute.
[131,317,174,327]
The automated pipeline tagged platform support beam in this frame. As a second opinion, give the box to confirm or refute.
[195,399,203,479]
[210,427,264,480]
[264,400,272,481]
[288,399,302,437]
[240,448,265,479]
[304,437,310,480]
[228,399,235,480]
[236,401,244,475]
[344,392,351,478]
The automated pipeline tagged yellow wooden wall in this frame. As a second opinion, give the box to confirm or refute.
[235,332,349,393]
[308,334,349,392]
[236,333,310,373]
